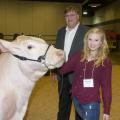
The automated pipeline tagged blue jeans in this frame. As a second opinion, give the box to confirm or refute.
[73,97,100,120]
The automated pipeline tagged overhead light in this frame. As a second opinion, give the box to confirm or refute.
[83,11,88,15]
[82,9,95,17]
[88,3,101,7]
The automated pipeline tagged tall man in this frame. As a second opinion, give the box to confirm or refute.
[55,6,89,120]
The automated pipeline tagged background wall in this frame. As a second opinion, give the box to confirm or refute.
[93,0,120,33]
[0,0,81,37]
[82,0,120,33]
[93,0,120,24]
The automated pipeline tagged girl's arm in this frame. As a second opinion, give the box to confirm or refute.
[101,58,112,116]
[59,52,80,75]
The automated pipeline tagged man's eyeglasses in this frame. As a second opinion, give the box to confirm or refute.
[65,14,77,18]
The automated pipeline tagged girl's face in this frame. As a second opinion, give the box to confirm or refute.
[87,33,102,52]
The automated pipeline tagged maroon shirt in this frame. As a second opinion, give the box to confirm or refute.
[60,52,112,115]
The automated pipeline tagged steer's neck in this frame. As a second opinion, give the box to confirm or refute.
[0,53,36,91]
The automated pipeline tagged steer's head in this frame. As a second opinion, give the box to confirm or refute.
[0,35,65,72]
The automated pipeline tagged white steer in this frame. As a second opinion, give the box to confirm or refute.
[0,35,65,120]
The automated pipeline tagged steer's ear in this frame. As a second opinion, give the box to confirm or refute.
[0,39,13,53]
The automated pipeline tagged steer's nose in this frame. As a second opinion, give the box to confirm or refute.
[56,50,65,58]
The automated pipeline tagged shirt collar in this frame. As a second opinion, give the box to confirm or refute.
[66,23,79,32]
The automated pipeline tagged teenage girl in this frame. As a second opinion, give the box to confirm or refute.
[59,27,112,120]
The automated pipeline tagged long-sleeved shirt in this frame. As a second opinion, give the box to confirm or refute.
[60,52,112,115]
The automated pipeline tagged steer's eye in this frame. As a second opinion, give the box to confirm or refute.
[27,45,33,49]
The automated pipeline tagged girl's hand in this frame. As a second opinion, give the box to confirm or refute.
[103,114,109,120]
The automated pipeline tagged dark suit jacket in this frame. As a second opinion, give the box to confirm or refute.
[55,24,89,83]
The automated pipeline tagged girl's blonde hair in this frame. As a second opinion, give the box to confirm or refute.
[81,27,109,67]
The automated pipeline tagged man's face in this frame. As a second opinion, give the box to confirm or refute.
[65,11,79,29]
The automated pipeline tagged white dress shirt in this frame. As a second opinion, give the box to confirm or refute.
[64,23,79,61]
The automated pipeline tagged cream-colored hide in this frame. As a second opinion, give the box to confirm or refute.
[0,35,65,120]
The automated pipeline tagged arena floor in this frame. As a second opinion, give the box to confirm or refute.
[24,51,120,120]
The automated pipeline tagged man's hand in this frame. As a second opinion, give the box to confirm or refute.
[103,114,109,120]
[49,72,58,86]
[52,73,58,81]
